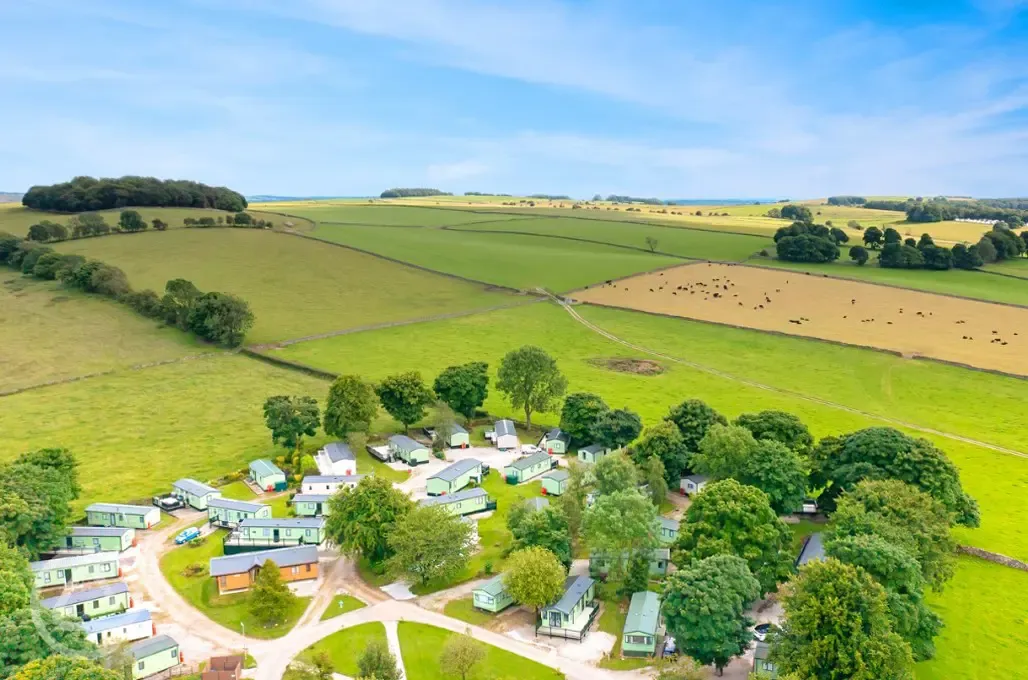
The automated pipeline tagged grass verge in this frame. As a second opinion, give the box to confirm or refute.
[319,594,366,621]
[295,622,388,676]
[398,621,563,680]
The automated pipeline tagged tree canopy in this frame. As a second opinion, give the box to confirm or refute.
[559,393,609,445]
[23,175,246,212]
[326,476,414,564]
[496,346,568,429]
[503,546,567,614]
[733,410,813,454]
[507,504,572,568]
[432,363,489,420]
[376,372,435,433]
[262,395,320,453]
[0,608,97,677]
[590,408,642,450]
[249,559,299,626]
[12,656,119,680]
[593,450,639,496]
[665,399,727,451]
[387,505,472,587]
[323,375,378,439]
[630,421,691,486]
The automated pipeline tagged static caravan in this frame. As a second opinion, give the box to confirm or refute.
[503,452,553,484]
[224,517,325,553]
[31,552,120,590]
[472,574,514,613]
[301,475,363,495]
[753,641,779,678]
[658,517,679,544]
[207,497,270,529]
[540,469,569,496]
[493,420,519,450]
[316,442,358,476]
[426,458,483,496]
[171,479,220,510]
[86,503,161,530]
[249,459,287,492]
[388,435,431,466]
[589,548,670,578]
[577,444,609,465]
[210,545,319,594]
[796,533,825,567]
[82,609,153,646]
[448,423,471,448]
[538,428,571,455]
[418,487,491,517]
[130,634,181,680]
[64,526,135,553]
[538,575,597,640]
[292,494,332,517]
[679,475,710,496]
[622,591,661,657]
[41,581,131,620]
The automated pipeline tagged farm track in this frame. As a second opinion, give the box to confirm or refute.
[548,293,1028,460]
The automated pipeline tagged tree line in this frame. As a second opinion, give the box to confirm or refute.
[826,195,867,206]
[22,175,247,213]
[856,197,1028,225]
[604,194,664,205]
[379,188,451,198]
[0,232,255,347]
[853,224,1027,270]
[24,210,272,244]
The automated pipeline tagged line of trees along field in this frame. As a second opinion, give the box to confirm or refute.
[23,209,272,244]
[379,188,451,198]
[830,195,1028,225]
[22,176,247,213]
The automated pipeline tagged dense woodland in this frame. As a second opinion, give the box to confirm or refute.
[858,197,1028,224]
[22,176,247,213]
[379,188,451,198]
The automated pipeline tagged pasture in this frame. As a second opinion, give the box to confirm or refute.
[262,203,536,227]
[53,229,514,344]
[574,263,1028,376]
[0,277,205,393]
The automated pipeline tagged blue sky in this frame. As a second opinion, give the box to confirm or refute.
[2,0,1027,198]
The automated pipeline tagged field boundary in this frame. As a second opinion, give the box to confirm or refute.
[440,225,710,261]
[315,215,537,229]
[958,545,1028,572]
[239,348,338,381]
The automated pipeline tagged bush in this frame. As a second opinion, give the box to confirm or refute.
[182,563,207,577]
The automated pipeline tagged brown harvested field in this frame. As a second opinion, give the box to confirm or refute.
[574,262,1028,377]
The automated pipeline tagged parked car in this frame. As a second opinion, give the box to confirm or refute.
[753,622,773,642]
[521,444,543,455]
[174,527,201,545]
[663,636,677,657]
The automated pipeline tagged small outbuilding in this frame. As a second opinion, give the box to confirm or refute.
[538,575,597,640]
[538,428,571,455]
[493,419,519,450]
[679,474,710,496]
[503,451,553,484]
[202,655,244,680]
[753,641,778,677]
[64,526,135,553]
[577,444,609,464]
[82,609,153,646]
[388,435,431,466]
[622,591,661,657]
[658,517,679,544]
[426,458,483,496]
[171,479,220,510]
[86,503,161,530]
[472,573,514,613]
[41,581,131,620]
[315,442,358,476]
[540,468,569,496]
[207,497,271,528]
[210,545,320,594]
[301,475,363,495]
[31,552,120,589]
[249,459,287,492]
[419,487,491,516]
[427,423,470,448]
[292,494,332,517]
[130,634,181,680]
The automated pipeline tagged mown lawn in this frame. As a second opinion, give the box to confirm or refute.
[53,229,513,344]
[319,594,366,621]
[158,530,309,638]
[218,481,257,501]
[398,622,563,680]
[0,277,207,393]
[442,597,500,627]
[295,622,388,675]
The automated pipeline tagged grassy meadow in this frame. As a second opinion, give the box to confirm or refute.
[0,276,206,393]
[398,622,564,680]
[264,203,536,227]
[985,257,1028,279]
[295,623,388,676]
[53,229,514,343]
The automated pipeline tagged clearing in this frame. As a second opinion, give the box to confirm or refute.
[53,229,515,344]
[574,262,1028,376]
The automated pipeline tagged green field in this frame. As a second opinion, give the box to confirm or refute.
[985,257,1028,279]
[398,622,563,680]
[295,623,388,675]
[308,223,680,291]
[759,257,1028,306]
[266,203,536,227]
[0,276,206,393]
[442,597,500,627]
[53,229,514,343]
[320,594,366,621]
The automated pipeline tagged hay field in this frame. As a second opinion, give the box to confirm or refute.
[574,263,1028,376]
[53,229,514,344]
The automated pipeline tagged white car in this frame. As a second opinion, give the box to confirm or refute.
[520,444,543,455]
[753,623,773,642]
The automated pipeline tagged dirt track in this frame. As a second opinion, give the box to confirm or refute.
[574,263,1028,377]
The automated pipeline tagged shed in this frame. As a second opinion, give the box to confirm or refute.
[388,435,431,466]
[202,656,243,680]
[658,517,679,544]
[426,458,483,496]
[292,494,332,517]
[301,475,363,495]
[679,474,710,496]
[249,459,287,492]
[622,591,661,657]
[494,419,519,450]
[538,575,597,639]
[472,573,514,612]
[210,545,319,594]
[541,468,569,496]
[316,442,357,476]
[82,609,153,645]
[86,503,161,530]
[130,634,180,680]
[796,532,825,567]
[171,479,220,510]
[64,526,135,553]
[419,487,491,516]
[538,428,571,454]
[225,517,325,552]
[577,444,609,464]
[41,581,131,619]
[31,552,120,589]
[503,451,553,484]
[207,497,270,528]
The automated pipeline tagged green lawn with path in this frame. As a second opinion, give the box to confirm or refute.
[398,621,563,680]
[295,622,388,675]
[319,594,366,621]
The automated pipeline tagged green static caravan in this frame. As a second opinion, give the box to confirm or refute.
[63,526,135,553]
[388,435,431,466]
[538,428,570,455]
[577,444,610,465]
[223,517,325,554]
[418,487,492,517]
[171,478,220,510]
[658,517,679,545]
[249,459,287,492]
[130,634,181,680]
[503,451,554,484]
[538,575,598,640]
[753,641,778,677]
[292,494,332,517]
[472,573,514,613]
[31,552,120,590]
[86,503,161,530]
[540,468,569,496]
[589,548,671,579]
[41,581,131,620]
[426,458,483,496]
[207,497,271,529]
[426,423,471,449]
[622,591,662,657]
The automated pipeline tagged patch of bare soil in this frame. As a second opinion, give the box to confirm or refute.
[588,357,665,375]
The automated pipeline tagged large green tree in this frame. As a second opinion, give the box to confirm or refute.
[186,292,254,347]
[118,210,147,232]
[0,544,33,618]
[502,547,567,618]
[773,559,914,679]
[387,505,471,587]
[737,440,809,515]
[323,375,378,439]
[432,363,489,420]
[642,455,669,507]
[13,656,119,680]
[376,372,435,433]
[630,421,690,485]
[249,560,298,626]
[593,450,639,495]
[0,449,80,558]
[584,489,657,589]
[662,555,761,674]
[559,393,609,445]
[165,279,212,329]
[556,460,592,547]
[262,395,320,455]
[0,608,97,677]
[673,479,792,596]
[496,346,568,429]
[325,476,414,564]
[733,411,813,454]
[691,424,760,480]
[665,399,727,451]
[508,505,572,568]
